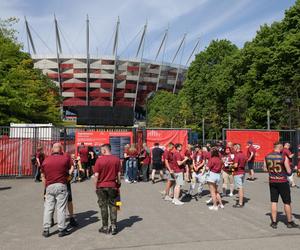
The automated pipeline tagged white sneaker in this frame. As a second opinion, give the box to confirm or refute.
[229,193,233,197]
[219,204,225,209]
[206,198,213,204]
[164,195,173,201]
[160,190,166,196]
[125,179,130,183]
[173,199,184,206]
[208,205,218,211]
[133,180,137,183]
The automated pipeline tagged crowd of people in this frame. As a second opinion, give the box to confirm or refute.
[37,139,300,238]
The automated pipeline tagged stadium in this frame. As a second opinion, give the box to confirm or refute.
[25,17,198,125]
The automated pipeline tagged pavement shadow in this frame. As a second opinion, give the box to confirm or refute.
[72,210,99,231]
[265,212,287,224]
[0,186,11,191]
[117,215,143,233]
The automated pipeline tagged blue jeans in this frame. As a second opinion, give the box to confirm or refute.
[127,158,137,182]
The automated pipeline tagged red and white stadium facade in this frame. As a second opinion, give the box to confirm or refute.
[25,16,197,124]
[33,55,187,109]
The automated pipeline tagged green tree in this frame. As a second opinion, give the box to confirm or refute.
[0,18,61,125]
[147,0,300,137]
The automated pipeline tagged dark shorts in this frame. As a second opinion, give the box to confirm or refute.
[247,162,254,170]
[152,162,162,170]
[81,162,89,170]
[67,182,72,202]
[269,182,291,204]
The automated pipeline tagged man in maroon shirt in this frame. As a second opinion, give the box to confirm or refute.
[163,142,175,201]
[282,143,296,187]
[41,143,71,238]
[264,142,298,229]
[94,144,121,235]
[79,143,90,179]
[172,144,188,206]
[233,144,247,208]
[246,140,256,181]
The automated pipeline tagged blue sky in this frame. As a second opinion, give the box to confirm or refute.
[0,0,296,64]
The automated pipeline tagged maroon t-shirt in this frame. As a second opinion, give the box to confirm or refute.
[184,149,192,159]
[222,153,234,173]
[207,156,223,173]
[282,148,293,163]
[36,152,45,166]
[41,153,71,187]
[163,150,174,170]
[94,155,121,188]
[172,151,185,173]
[247,145,256,162]
[79,146,89,163]
[141,149,151,165]
[234,151,247,175]
[193,152,204,172]
[203,151,211,161]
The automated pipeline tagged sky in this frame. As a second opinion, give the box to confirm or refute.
[0,0,297,65]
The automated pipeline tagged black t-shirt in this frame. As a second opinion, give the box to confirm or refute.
[152,147,164,163]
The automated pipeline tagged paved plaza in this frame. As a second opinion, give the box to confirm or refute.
[1,173,300,250]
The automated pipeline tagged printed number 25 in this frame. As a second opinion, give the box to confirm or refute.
[267,160,282,173]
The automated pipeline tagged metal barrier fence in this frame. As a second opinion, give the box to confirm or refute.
[0,126,136,177]
[1,126,298,177]
[222,128,300,170]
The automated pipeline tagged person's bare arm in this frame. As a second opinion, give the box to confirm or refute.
[94,172,99,189]
[284,156,292,175]
[177,156,188,166]
[69,164,74,175]
[41,173,46,186]
[263,160,268,172]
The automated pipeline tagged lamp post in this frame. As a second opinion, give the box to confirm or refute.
[285,98,292,129]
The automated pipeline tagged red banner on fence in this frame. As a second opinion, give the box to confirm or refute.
[226,130,280,162]
[146,129,188,151]
[75,131,133,147]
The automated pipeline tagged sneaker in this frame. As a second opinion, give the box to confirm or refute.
[160,190,166,196]
[173,199,184,206]
[206,198,213,204]
[42,229,50,238]
[164,195,173,201]
[133,180,137,183]
[58,229,70,237]
[208,205,218,211]
[125,179,130,183]
[110,225,118,235]
[69,217,78,227]
[152,180,155,184]
[98,226,109,234]
[270,222,278,229]
[287,221,299,228]
[229,193,233,197]
[219,204,225,209]
[233,203,244,208]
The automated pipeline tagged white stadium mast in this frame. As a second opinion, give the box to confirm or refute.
[111,16,120,107]
[172,33,186,94]
[24,17,36,54]
[133,21,148,111]
[155,27,168,91]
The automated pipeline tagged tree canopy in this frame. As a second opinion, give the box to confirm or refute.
[0,18,61,125]
[147,1,300,138]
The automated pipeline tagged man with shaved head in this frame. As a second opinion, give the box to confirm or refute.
[41,143,72,238]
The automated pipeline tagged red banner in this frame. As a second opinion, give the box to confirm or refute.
[226,130,279,162]
[75,131,133,154]
[146,129,188,151]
